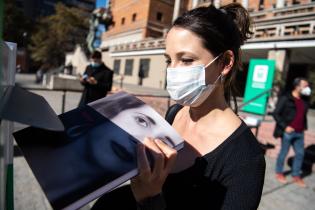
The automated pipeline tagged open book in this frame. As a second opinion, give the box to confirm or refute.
[13,91,184,210]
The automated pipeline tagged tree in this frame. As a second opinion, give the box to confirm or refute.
[3,0,32,47]
[29,3,89,69]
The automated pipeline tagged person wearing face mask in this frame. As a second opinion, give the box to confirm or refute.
[78,50,113,107]
[92,3,265,210]
[273,77,311,187]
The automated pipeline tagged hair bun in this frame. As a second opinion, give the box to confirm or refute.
[220,3,253,45]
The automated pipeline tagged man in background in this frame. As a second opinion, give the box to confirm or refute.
[78,51,113,106]
[273,78,311,187]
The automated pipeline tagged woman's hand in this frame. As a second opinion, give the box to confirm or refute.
[131,137,177,202]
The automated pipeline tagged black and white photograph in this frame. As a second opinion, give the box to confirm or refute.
[13,92,184,210]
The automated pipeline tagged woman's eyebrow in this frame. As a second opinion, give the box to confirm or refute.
[164,51,198,59]
[146,115,156,125]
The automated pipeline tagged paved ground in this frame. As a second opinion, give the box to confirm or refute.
[12,73,315,210]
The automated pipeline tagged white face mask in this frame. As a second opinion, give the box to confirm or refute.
[91,61,101,68]
[301,86,311,96]
[166,54,222,107]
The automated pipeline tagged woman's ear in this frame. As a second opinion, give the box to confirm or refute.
[221,50,234,76]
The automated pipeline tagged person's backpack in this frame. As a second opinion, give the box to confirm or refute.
[165,104,183,125]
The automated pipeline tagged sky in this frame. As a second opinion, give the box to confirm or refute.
[96,0,108,8]
[94,0,108,47]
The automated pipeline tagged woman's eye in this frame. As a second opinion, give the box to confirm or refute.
[135,116,149,128]
[181,59,194,65]
[165,59,171,65]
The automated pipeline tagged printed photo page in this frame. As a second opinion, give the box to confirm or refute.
[13,91,184,210]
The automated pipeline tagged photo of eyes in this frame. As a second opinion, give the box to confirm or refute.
[13,91,184,210]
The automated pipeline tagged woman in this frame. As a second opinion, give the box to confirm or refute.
[92,3,265,210]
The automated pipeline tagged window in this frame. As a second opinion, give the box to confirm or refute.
[139,59,150,78]
[132,13,137,22]
[121,17,125,25]
[113,59,121,75]
[124,59,134,76]
[292,0,300,4]
[156,12,163,22]
[110,22,115,29]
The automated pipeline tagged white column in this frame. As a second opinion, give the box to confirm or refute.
[192,0,199,9]
[173,0,181,22]
[242,0,249,9]
[276,0,285,8]
[268,49,290,81]
[214,0,220,9]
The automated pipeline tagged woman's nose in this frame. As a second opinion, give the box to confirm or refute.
[168,61,180,68]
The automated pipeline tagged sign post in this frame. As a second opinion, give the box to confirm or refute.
[242,59,276,115]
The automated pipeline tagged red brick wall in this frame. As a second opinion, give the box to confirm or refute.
[105,0,150,37]
[145,0,174,37]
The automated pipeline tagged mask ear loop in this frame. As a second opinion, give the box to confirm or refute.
[205,53,223,68]
[205,53,225,85]
[220,74,225,84]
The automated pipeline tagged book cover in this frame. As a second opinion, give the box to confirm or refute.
[13,91,184,210]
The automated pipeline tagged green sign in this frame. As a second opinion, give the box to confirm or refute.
[242,59,275,115]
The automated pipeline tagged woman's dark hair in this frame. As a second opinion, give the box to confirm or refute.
[91,92,145,119]
[172,3,253,113]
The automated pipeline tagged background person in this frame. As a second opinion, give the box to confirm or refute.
[78,50,113,106]
[273,77,311,187]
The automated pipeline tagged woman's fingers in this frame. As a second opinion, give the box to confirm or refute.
[154,139,177,173]
[143,138,165,177]
[138,138,177,177]
[131,137,177,202]
[137,141,151,179]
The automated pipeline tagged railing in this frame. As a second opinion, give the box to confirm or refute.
[21,87,171,115]
[238,88,274,142]
[111,38,165,52]
[251,2,315,22]
[250,20,315,41]
[238,88,273,110]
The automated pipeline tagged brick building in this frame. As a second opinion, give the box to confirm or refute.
[100,0,315,97]
[101,0,185,48]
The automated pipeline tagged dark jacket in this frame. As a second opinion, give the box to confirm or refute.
[272,93,309,138]
[79,63,113,106]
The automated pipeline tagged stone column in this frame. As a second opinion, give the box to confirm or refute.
[214,0,220,8]
[268,49,290,86]
[242,0,249,9]
[173,0,181,22]
[192,0,199,9]
[276,0,285,8]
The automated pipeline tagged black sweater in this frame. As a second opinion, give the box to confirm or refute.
[162,121,266,210]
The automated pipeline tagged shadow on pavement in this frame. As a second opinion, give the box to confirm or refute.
[285,144,315,178]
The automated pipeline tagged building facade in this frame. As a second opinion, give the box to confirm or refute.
[101,0,315,99]
[101,0,185,48]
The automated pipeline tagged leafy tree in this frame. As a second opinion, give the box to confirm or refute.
[29,3,89,69]
[3,0,32,47]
